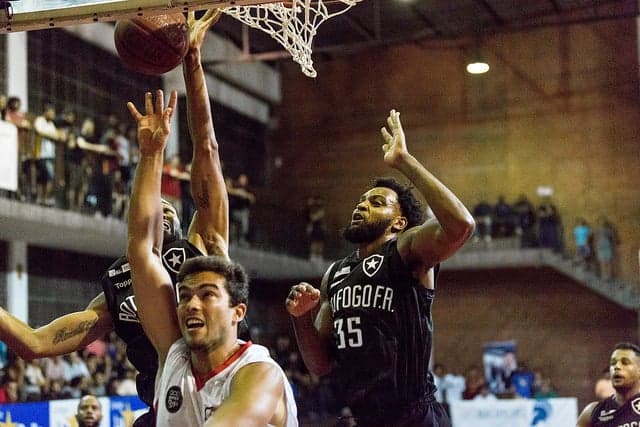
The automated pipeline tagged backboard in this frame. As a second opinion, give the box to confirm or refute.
[0,0,275,33]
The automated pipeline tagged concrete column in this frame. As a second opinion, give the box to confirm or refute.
[6,240,28,322]
[6,32,29,110]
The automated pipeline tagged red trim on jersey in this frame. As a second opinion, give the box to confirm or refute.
[194,341,253,391]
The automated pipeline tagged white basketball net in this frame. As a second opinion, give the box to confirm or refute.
[223,0,363,78]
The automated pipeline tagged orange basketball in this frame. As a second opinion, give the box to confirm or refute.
[114,13,189,76]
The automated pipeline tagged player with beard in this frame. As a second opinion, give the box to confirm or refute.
[577,342,640,427]
[0,10,246,427]
[75,395,103,427]
[285,109,475,427]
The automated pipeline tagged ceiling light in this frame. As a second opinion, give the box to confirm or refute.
[466,61,490,74]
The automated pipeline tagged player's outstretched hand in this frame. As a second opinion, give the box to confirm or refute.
[380,109,408,168]
[127,89,177,156]
[286,283,321,318]
[187,9,223,50]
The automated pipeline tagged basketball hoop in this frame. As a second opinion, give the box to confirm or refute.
[223,0,364,78]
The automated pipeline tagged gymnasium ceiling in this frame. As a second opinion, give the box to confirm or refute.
[211,0,639,63]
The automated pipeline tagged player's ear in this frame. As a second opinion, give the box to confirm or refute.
[232,303,247,323]
[391,216,408,233]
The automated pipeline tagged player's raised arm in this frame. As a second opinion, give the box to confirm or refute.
[0,294,112,359]
[381,109,475,270]
[183,9,229,259]
[126,89,181,363]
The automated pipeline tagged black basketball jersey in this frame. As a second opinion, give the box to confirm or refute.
[326,239,438,422]
[101,239,203,406]
[590,394,640,426]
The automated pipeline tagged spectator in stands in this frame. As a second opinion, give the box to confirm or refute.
[22,359,46,400]
[533,377,558,399]
[4,97,29,129]
[0,93,6,119]
[493,195,515,238]
[75,394,103,427]
[306,196,327,263]
[116,365,137,396]
[442,368,466,404]
[537,197,562,252]
[462,365,486,400]
[0,378,19,403]
[71,117,103,212]
[573,217,592,268]
[472,199,493,243]
[42,378,65,400]
[64,351,90,383]
[5,96,32,203]
[513,194,537,247]
[111,123,132,218]
[89,371,108,397]
[594,368,615,400]
[65,117,88,211]
[44,355,67,384]
[56,107,78,208]
[228,173,256,246]
[509,361,535,398]
[594,216,618,281]
[33,103,62,207]
[432,363,446,405]
[473,383,497,401]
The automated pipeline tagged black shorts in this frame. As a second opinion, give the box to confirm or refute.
[132,408,155,427]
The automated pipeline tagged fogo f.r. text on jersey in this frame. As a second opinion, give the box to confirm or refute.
[325,240,438,422]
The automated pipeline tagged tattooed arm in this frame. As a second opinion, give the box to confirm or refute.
[0,293,114,360]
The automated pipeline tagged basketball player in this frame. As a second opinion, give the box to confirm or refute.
[126,86,297,425]
[0,9,232,426]
[577,342,640,427]
[75,394,103,427]
[285,110,475,427]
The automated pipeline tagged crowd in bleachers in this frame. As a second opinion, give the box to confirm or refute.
[1,95,136,218]
[471,194,619,280]
[0,331,137,404]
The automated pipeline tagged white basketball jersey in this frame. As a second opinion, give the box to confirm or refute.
[155,339,298,427]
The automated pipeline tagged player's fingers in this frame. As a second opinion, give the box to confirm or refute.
[387,114,395,130]
[155,89,164,114]
[168,90,178,112]
[144,91,153,114]
[393,110,401,127]
[202,8,222,28]
[163,108,174,132]
[126,102,142,121]
[187,10,195,24]
[381,127,392,143]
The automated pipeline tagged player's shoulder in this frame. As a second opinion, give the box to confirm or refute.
[163,238,203,255]
[102,255,130,280]
[577,400,601,427]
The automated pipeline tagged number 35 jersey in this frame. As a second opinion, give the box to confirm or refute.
[326,239,439,417]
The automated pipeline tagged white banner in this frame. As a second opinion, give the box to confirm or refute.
[0,120,18,192]
[450,397,578,427]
